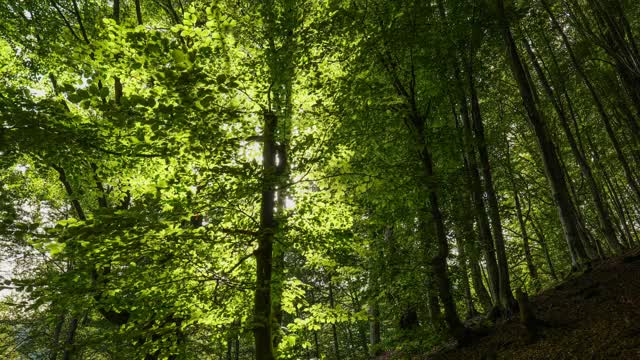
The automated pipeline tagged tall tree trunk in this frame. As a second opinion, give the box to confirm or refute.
[495,0,589,269]
[454,77,501,305]
[442,0,499,311]
[309,289,321,360]
[455,235,477,319]
[271,195,286,350]
[328,281,340,360]
[112,0,123,105]
[458,141,493,312]
[470,256,493,313]
[226,336,233,360]
[50,314,65,360]
[584,0,640,117]
[556,145,600,260]
[584,125,639,247]
[524,34,624,254]
[134,0,143,25]
[420,216,443,328]
[62,318,78,360]
[368,303,381,354]
[254,111,277,360]
[505,139,539,289]
[235,333,240,360]
[467,63,514,309]
[542,0,640,203]
[421,144,466,342]
[530,218,558,281]
[382,16,465,339]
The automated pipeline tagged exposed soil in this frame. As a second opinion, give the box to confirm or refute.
[427,247,640,360]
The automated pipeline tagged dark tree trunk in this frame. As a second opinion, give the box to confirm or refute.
[524,34,624,254]
[254,112,277,360]
[135,0,143,25]
[454,75,501,305]
[421,146,467,342]
[368,303,381,354]
[62,318,78,360]
[455,235,477,319]
[420,217,443,328]
[505,140,539,289]
[50,314,65,360]
[531,218,558,281]
[495,0,589,269]
[459,145,493,312]
[467,64,514,310]
[328,281,340,360]
[542,0,640,203]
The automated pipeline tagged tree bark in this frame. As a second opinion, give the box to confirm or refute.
[62,318,78,360]
[531,218,558,281]
[50,314,65,360]
[455,235,477,319]
[135,0,143,25]
[467,63,514,309]
[542,0,640,204]
[421,144,466,342]
[523,34,624,254]
[328,281,340,360]
[495,0,589,269]
[505,139,539,289]
[453,73,501,305]
[368,303,381,354]
[254,111,277,360]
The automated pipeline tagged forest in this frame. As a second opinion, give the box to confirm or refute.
[0,0,639,359]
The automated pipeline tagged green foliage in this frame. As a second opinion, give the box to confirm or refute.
[0,0,639,358]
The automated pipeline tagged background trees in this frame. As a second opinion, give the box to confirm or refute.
[0,0,638,358]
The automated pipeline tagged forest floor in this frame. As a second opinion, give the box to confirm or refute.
[427,247,640,360]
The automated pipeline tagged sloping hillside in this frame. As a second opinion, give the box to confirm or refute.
[429,248,640,360]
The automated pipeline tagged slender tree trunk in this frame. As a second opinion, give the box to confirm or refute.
[271,216,285,350]
[584,0,640,118]
[226,337,233,360]
[470,256,493,313]
[235,335,239,360]
[254,112,277,360]
[542,0,640,203]
[134,0,143,25]
[62,318,78,360]
[420,217,443,328]
[455,235,477,319]
[443,0,499,313]
[383,19,465,339]
[309,289,321,360]
[50,314,65,360]
[367,227,384,355]
[607,177,638,247]
[467,64,514,309]
[454,78,501,305]
[368,303,381,354]
[328,281,340,360]
[458,147,493,312]
[495,0,589,269]
[112,0,123,104]
[505,140,539,288]
[585,126,639,248]
[531,218,558,281]
[524,35,624,254]
[422,146,466,341]
[556,146,600,260]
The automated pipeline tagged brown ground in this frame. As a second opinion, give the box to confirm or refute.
[427,247,640,360]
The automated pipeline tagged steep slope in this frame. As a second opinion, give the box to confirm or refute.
[430,248,640,360]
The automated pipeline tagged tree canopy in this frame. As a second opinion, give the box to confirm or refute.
[0,0,638,359]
